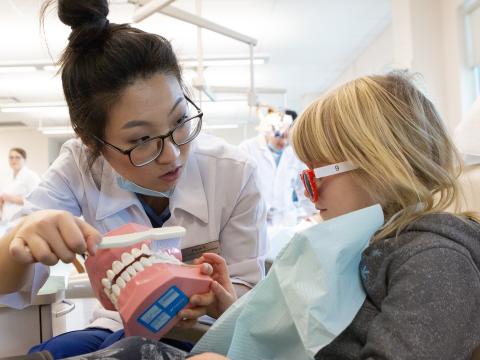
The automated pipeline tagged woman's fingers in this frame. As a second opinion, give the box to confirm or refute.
[199,262,213,276]
[190,291,215,307]
[8,210,100,267]
[9,236,34,264]
[74,217,101,256]
[57,214,87,255]
[24,234,59,266]
[211,281,235,305]
[175,318,198,329]
[40,222,76,263]
[179,306,207,321]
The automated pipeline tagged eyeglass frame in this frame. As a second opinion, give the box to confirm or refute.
[300,161,359,203]
[93,95,203,167]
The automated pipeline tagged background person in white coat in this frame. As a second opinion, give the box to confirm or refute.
[0,0,266,358]
[239,108,314,226]
[0,148,40,222]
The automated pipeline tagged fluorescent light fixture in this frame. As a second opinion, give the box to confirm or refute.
[203,124,239,130]
[0,66,37,73]
[40,127,75,135]
[182,58,266,67]
[0,54,269,73]
[1,106,66,113]
[0,102,68,115]
[43,65,60,72]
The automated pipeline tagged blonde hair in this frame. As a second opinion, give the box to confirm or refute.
[292,71,479,240]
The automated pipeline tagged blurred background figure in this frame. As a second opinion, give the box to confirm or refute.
[239,106,315,226]
[0,148,40,222]
[453,97,480,212]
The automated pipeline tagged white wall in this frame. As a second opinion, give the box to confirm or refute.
[332,24,394,88]
[0,128,50,190]
[303,0,476,134]
[301,24,394,107]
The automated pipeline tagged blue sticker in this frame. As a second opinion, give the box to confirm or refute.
[137,286,189,333]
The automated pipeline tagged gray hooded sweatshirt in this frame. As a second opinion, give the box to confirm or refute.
[317,213,480,360]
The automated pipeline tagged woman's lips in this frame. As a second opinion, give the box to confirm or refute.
[159,166,182,182]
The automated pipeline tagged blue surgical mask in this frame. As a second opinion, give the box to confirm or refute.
[192,204,384,360]
[116,174,174,198]
[268,143,283,154]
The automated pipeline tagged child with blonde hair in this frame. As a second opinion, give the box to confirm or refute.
[289,71,480,358]
[197,71,480,359]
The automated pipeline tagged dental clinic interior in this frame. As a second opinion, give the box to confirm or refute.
[0,0,480,359]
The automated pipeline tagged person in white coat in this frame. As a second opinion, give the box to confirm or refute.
[0,148,40,222]
[0,1,266,358]
[239,109,314,226]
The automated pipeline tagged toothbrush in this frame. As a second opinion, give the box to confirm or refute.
[97,226,186,249]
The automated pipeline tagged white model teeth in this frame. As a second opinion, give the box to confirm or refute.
[121,253,135,264]
[112,261,123,274]
[127,266,136,276]
[102,243,175,309]
[133,261,144,272]
[116,277,126,288]
[140,257,152,267]
[141,244,153,255]
[112,284,121,297]
[106,270,115,281]
[121,272,131,282]
[101,278,111,289]
[132,248,142,257]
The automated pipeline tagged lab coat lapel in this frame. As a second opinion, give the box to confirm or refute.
[95,159,142,221]
[169,147,209,224]
[256,136,276,172]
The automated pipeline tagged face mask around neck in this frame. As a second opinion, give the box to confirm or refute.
[116,175,175,198]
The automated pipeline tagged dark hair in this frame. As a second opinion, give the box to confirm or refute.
[41,0,184,160]
[10,148,27,160]
[285,109,298,121]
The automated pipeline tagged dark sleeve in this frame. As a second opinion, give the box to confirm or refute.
[64,337,187,360]
[361,247,480,360]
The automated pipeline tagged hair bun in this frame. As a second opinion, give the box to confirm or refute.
[58,0,109,29]
[57,0,110,50]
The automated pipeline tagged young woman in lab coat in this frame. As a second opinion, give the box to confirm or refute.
[0,148,40,222]
[0,0,266,357]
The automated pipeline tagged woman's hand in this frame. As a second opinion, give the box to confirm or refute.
[2,193,19,204]
[175,262,214,329]
[194,253,237,318]
[9,210,101,265]
[176,253,237,328]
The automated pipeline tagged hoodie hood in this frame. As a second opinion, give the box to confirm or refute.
[404,212,480,269]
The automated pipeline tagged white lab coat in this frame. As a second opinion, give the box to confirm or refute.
[1,166,40,222]
[239,135,313,226]
[0,134,267,322]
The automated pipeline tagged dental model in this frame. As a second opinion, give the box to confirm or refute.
[85,223,212,340]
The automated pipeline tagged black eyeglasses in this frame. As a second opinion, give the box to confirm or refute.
[95,95,203,167]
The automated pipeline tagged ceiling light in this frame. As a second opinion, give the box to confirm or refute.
[0,66,37,73]
[43,65,60,72]
[203,124,239,129]
[39,127,75,135]
[182,58,267,68]
[0,102,68,113]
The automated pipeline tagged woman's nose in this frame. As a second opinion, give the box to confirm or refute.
[156,138,180,164]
